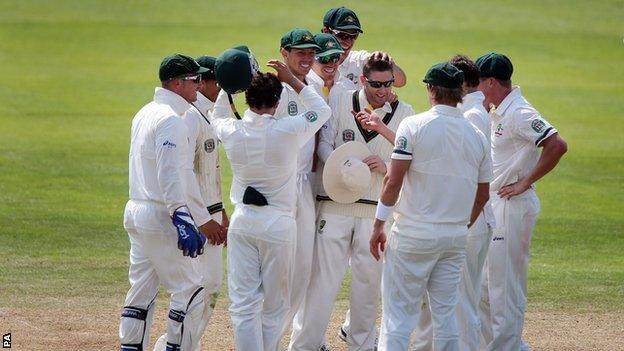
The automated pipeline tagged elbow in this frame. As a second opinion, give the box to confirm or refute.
[558,139,568,156]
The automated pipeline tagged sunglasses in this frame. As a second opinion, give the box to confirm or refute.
[331,29,358,41]
[177,74,202,84]
[365,78,394,88]
[316,54,341,64]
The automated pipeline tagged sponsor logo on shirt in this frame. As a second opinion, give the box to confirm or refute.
[531,119,546,133]
[288,101,298,116]
[304,111,318,122]
[495,123,503,137]
[204,138,215,153]
[346,73,355,83]
[493,236,505,241]
[318,219,326,234]
[342,129,355,142]
[162,140,177,148]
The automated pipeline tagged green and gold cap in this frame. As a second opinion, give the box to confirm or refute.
[281,28,321,50]
[423,62,464,89]
[323,7,363,33]
[475,52,513,80]
[195,55,216,80]
[215,45,260,94]
[159,53,208,81]
[314,33,344,57]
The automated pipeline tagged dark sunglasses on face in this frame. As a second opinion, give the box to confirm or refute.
[316,54,341,64]
[331,29,358,41]
[366,77,394,88]
[178,74,202,84]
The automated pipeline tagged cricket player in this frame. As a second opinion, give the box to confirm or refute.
[476,53,567,351]
[211,47,331,351]
[120,54,224,351]
[307,33,345,100]
[273,28,325,340]
[290,55,415,351]
[152,56,228,351]
[321,6,407,90]
[371,62,492,351]
[412,55,496,351]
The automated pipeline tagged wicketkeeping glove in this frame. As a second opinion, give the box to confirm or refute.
[172,206,207,258]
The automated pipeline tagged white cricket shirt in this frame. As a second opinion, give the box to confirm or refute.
[336,50,369,90]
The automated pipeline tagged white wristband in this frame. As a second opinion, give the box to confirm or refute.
[375,200,395,221]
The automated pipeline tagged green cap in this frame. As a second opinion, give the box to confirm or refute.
[281,28,321,50]
[323,7,363,33]
[314,33,344,57]
[196,56,216,80]
[215,45,260,94]
[159,53,209,81]
[423,62,464,89]
[475,52,513,80]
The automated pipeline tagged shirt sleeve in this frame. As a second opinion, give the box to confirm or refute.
[211,90,237,141]
[513,107,557,146]
[181,111,212,226]
[391,119,414,160]
[277,86,331,147]
[154,115,189,216]
[477,130,494,183]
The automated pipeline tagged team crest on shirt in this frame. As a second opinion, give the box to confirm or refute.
[288,101,298,116]
[342,129,355,142]
[305,111,318,122]
[495,123,503,137]
[204,138,215,153]
[318,219,326,234]
[346,73,355,83]
[531,119,546,133]
[396,136,408,150]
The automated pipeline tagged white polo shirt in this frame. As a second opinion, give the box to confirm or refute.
[211,86,330,237]
[336,50,369,90]
[391,104,493,236]
[490,86,558,192]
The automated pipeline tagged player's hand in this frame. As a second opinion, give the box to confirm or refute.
[497,180,531,199]
[370,51,394,66]
[172,206,206,258]
[199,219,226,246]
[387,91,398,103]
[370,220,387,261]
[354,108,383,132]
[267,60,294,83]
[363,155,387,174]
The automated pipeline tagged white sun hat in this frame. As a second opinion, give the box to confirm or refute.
[323,141,373,204]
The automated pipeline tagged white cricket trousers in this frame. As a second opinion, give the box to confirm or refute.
[480,190,539,351]
[378,227,467,351]
[289,211,384,351]
[281,175,316,339]
[120,200,206,351]
[153,212,224,351]
[412,214,492,351]
[227,209,296,351]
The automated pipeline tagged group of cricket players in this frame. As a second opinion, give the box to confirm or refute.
[119,6,568,351]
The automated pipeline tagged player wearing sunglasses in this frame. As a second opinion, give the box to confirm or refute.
[307,33,345,100]
[321,6,407,90]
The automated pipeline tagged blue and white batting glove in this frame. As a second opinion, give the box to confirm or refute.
[172,206,206,258]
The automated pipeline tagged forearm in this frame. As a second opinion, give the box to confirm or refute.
[377,124,396,145]
[379,175,402,207]
[468,194,489,227]
[521,137,567,187]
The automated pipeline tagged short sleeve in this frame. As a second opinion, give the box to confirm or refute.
[513,108,557,146]
[391,120,414,160]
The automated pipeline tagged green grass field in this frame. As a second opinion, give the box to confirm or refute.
[1,0,623,347]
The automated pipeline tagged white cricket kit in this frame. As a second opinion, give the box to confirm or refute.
[412,91,496,351]
[378,105,492,351]
[336,50,370,90]
[153,92,225,351]
[481,87,557,351]
[212,87,330,351]
[289,88,414,351]
[120,88,206,351]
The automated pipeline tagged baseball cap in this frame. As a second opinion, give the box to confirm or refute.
[423,62,464,89]
[314,33,344,57]
[323,7,363,33]
[475,52,513,80]
[196,56,216,80]
[159,53,209,81]
[281,29,321,50]
[215,45,260,94]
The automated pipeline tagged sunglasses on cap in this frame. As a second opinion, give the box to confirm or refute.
[176,74,202,84]
[365,77,394,88]
[331,29,358,41]
[316,54,341,65]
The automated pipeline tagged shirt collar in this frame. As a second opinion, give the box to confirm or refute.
[242,109,273,127]
[430,104,463,117]
[359,89,392,114]
[194,91,215,113]
[153,87,191,116]
[495,86,522,115]
[458,91,485,113]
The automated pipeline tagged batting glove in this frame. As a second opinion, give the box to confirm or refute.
[172,206,206,258]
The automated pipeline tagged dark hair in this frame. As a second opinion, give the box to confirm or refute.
[450,55,480,87]
[362,56,393,77]
[428,84,463,106]
[245,73,283,110]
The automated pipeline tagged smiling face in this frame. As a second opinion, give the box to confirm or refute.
[281,47,316,79]
[361,70,394,108]
[312,55,340,83]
